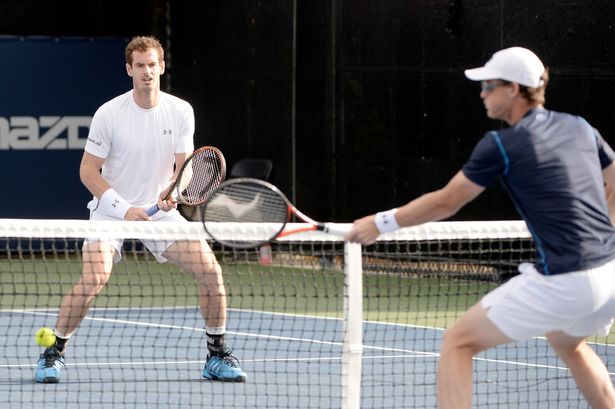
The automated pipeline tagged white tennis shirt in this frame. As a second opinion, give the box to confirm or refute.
[85,90,195,207]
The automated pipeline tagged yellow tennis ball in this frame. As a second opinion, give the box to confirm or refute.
[35,327,56,348]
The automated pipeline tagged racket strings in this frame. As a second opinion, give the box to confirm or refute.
[177,151,224,205]
[204,182,288,224]
[202,179,291,248]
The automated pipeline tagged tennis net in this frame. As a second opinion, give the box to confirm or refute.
[0,218,612,409]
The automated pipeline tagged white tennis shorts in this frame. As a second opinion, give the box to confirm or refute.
[482,260,615,341]
[84,199,189,263]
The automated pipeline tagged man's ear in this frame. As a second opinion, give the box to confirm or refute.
[509,83,521,98]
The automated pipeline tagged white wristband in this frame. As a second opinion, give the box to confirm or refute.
[374,208,400,233]
[97,188,132,220]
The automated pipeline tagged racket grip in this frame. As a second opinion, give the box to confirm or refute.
[322,223,352,237]
[145,204,160,217]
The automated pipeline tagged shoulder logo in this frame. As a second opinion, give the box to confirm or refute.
[162,129,173,135]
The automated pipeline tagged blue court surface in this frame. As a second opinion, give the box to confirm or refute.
[2,307,613,408]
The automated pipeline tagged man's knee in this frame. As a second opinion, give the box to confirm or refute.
[546,331,586,361]
[441,304,512,356]
[165,240,219,271]
[441,325,481,356]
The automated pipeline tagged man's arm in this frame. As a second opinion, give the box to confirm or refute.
[345,170,485,245]
[80,151,149,220]
[155,152,189,212]
[80,151,110,198]
[602,162,615,223]
[173,152,187,180]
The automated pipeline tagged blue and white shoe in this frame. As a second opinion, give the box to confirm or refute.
[35,347,64,383]
[202,349,247,382]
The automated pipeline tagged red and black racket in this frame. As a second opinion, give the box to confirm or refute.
[201,178,348,248]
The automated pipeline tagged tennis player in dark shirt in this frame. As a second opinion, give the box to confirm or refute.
[346,47,615,409]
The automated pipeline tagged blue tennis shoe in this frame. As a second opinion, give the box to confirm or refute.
[35,347,64,383]
[202,349,247,382]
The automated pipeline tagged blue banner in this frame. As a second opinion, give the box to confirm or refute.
[0,37,129,218]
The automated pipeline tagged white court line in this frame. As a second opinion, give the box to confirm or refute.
[8,309,345,346]
[9,306,611,347]
[1,353,432,369]
[5,308,614,376]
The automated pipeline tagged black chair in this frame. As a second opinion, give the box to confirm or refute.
[229,158,273,181]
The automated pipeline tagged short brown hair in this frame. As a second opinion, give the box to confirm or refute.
[125,36,164,65]
[519,68,549,106]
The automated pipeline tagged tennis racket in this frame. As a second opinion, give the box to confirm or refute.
[201,177,349,248]
[146,146,226,216]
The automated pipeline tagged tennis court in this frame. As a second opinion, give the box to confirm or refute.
[3,307,612,408]
[1,220,612,408]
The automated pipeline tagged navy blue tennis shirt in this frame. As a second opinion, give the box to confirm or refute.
[462,108,615,275]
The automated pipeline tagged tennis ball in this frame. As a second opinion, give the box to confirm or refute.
[35,327,56,348]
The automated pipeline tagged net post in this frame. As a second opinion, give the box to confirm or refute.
[341,241,363,409]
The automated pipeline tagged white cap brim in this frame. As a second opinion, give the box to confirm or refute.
[464,67,502,82]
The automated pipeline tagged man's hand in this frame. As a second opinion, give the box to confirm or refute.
[345,215,380,245]
[157,180,178,212]
[124,207,151,221]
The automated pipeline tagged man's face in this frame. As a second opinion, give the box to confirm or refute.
[480,80,514,121]
[126,48,165,92]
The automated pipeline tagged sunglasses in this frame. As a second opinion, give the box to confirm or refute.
[480,80,511,94]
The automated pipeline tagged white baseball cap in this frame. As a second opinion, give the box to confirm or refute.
[464,47,545,88]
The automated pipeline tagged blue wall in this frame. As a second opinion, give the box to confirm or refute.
[0,37,129,218]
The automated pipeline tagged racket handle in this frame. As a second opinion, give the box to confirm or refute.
[322,223,352,237]
[145,204,160,216]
